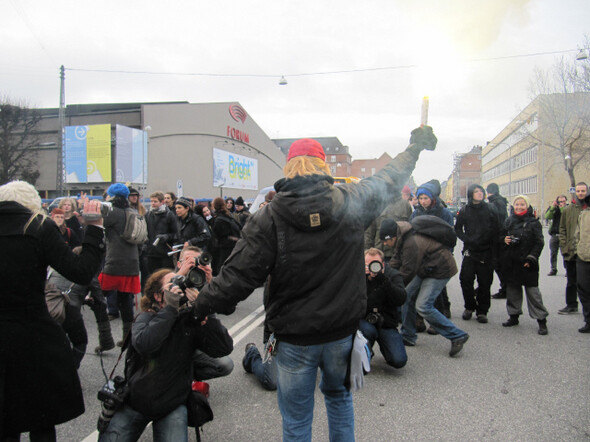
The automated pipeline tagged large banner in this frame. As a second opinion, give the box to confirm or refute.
[115,125,148,184]
[64,124,112,183]
[213,148,258,190]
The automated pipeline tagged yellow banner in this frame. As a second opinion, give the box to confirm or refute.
[86,124,111,182]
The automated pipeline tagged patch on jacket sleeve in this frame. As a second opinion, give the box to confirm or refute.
[310,213,321,227]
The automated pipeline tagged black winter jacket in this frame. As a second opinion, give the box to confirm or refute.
[146,207,179,257]
[488,193,508,225]
[126,307,232,420]
[178,211,212,249]
[500,207,544,287]
[194,144,423,346]
[455,185,500,256]
[365,266,406,328]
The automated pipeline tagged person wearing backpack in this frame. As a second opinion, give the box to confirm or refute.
[99,183,140,347]
[384,219,469,356]
[454,184,501,324]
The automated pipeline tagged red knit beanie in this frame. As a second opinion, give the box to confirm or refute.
[287,139,326,162]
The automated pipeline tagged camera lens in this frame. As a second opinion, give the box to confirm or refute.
[368,260,383,273]
[187,267,207,289]
[198,252,212,266]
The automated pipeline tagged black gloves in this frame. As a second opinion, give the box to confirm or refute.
[410,126,437,151]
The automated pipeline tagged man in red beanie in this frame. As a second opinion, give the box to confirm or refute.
[193,126,437,441]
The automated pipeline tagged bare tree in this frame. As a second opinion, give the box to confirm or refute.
[0,99,42,185]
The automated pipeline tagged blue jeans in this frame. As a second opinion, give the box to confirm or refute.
[359,320,407,368]
[402,276,467,344]
[244,345,278,391]
[276,336,354,442]
[98,403,188,442]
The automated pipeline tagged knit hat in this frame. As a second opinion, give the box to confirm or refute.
[235,196,245,206]
[0,180,42,213]
[513,194,531,208]
[486,183,499,195]
[401,185,412,195]
[287,139,326,162]
[51,208,65,216]
[128,187,140,196]
[175,197,192,209]
[107,183,130,198]
[416,187,434,201]
[379,219,398,241]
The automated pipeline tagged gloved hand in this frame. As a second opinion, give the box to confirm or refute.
[164,289,182,310]
[410,126,437,151]
[349,331,371,393]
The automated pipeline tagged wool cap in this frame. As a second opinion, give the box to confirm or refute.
[287,139,326,162]
[402,185,412,195]
[175,197,192,208]
[235,196,245,206]
[486,183,499,195]
[51,208,65,216]
[107,183,130,198]
[513,194,531,208]
[379,219,398,241]
[128,187,140,196]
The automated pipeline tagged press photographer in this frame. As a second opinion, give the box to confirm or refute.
[359,247,408,369]
[98,268,233,441]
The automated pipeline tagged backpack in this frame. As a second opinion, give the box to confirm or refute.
[410,215,457,248]
[121,208,148,245]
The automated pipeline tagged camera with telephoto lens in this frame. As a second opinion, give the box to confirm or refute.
[170,252,213,292]
[509,235,521,246]
[366,308,384,328]
[367,260,383,274]
[97,375,128,433]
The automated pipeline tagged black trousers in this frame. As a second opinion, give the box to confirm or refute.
[460,253,494,315]
[576,258,590,323]
[564,258,578,308]
[62,304,88,369]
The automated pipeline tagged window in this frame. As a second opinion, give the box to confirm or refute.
[331,155,336,162]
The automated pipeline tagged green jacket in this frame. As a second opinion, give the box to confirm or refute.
[559,199,584,261]
[574,206,590,262]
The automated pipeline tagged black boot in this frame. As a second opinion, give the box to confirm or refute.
[117,322,133,347]
[95,321,115,353]
[537,319,548,335]
[502,315,519,327]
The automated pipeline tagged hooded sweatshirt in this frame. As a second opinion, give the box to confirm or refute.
[454,184,500,254]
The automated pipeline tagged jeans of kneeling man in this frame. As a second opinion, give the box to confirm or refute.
[276,335,354,442]
[98,403,188,442]
[359,320,407,368]
[402,276,467,345]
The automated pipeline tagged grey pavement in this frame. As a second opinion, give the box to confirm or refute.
[52,227,589,441]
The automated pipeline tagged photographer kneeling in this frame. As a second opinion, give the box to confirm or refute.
[360,247,408,369]
[99,268,233,442]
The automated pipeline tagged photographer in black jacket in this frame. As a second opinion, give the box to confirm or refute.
[360,246,408,369]
[99,269,233,441]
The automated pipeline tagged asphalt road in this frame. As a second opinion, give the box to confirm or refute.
[47,228,589,441]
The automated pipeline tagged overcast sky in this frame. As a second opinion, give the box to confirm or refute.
[2,0,589,185]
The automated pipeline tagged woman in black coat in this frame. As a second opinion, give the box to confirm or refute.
[211,197,241,276]
[0,181,105,441]
[500,195,549,335]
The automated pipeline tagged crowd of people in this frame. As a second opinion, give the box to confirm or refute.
[1,124,589,441]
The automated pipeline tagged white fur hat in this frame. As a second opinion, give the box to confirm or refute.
[0,180,42,213]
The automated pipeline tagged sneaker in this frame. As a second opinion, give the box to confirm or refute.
[242,343,257,373]
[491,292,506,300]
[579,323,590,333]
[449,334,469,357]
[402,338,415,347]
[416,316,427,333]
[476,314,488,324]
[557,306,578,315]
[427,326,439,335]
[462,309,473,320]
[547,269,557,276]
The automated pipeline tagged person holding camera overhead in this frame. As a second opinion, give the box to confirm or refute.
[360,246,408,369]
[500,195,549,334]
[0,181,105,442]
[98,267,233,441]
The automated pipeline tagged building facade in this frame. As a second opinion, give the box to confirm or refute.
[451,145,482,205]
[29,101,285,200]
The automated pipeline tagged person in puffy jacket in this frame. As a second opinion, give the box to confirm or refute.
[500,195,549,335]
[175,197,211,250]
[192,126,438,441]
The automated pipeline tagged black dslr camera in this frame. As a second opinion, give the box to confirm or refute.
[365,307,384,328]
[170,252,213,292]
[97,375,128,433]
[509,235,521,246]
